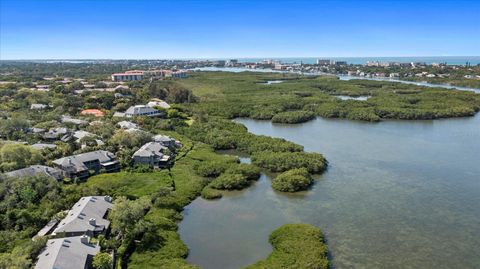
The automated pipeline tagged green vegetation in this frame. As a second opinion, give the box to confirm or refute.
[176,72,480,122]
[245,224,329,269]
[0,143,43,172]
[92,252,113,269]
[272,168,313,192]
[271,110,315,124]
[251,151,327,173]
[0,176,80,267]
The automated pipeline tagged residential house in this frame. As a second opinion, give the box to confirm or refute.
[153,134,182,149]
[111,71,144,82]
[132,142,171,168]
[52,196,113,237]
[146,99,171,109]
[117,121,139,130]
[31,143,57,150]
[42,127,71,142]
[4,165,64,181]
[80,109,105,117]
[124,105,161,117]
[34,235,100,269]
[52,150,120,180]
[30,103,48,110]
[62,115,88,125]
[73,130,104,147]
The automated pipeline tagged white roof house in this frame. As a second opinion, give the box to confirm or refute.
[52,196,113,237]
[125,105,161,117]
[146,100,170,109]
[30,104,48,110]
[34,235,100,269]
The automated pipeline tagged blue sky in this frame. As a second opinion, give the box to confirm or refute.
[1,0,479,59]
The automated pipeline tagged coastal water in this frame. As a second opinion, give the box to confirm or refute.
[194,67,480,93]
[179,115,480,269]
[236,56,480,66]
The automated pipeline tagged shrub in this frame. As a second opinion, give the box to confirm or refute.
[272,168,313,192]
[251,151,327,173]
[245,224,329,269]
[271,110,315,124]
[201,187,222,200]
[209,173,250,190]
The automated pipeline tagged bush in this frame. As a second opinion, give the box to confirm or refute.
[246,224,329,269]
[209,173,250,190]
[225,163,261,181]
[201,186,222,200]
[271,110,315,124]
[251,151,327,173]
[272,168,313,192]
[193,161,230,177]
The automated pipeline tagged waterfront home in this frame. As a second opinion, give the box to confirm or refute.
[52,196,113,237]
[4,165,64,181]
[125,105,161,117]
[52,150,120,180]
[132,142,171,168]
[34,235,100,269]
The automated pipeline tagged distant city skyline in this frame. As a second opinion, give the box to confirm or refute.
[1,0,479,59]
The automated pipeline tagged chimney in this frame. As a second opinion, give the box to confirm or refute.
[80,235,89,244]
[89,218,96,226]
[104,195,112,202]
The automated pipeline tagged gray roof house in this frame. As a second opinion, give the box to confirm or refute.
[31,143,57,150]
[117,120,139,130]
[132,142,171,168]
[42,127,70,141]
[125,105,161,117]
[52,196,113,237]
[34,235,100,269]
[4,165,64,181]
[61,115,88,125]
[153,134,182,149]
[52,150,120,180]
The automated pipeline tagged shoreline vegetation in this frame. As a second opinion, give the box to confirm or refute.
[245,224,329,269]
[1,67,479,268]
[178,72,480,123]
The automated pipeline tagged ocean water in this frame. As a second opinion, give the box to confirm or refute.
[236,56,480,65]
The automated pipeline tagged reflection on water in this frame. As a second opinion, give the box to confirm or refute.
[257,80,284,85]
[335,95,370,101]
[179,115,480,269]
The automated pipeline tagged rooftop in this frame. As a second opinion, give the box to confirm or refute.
[53,196,113,235]
[34,235,100,269]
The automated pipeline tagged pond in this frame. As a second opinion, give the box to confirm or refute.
[334,95,370,101]
[179,115,480,269]
[257,80,284,85]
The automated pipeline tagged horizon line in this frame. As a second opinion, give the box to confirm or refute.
[1,55,480,61]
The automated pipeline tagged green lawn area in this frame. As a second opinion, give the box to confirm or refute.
[85,171,173,199]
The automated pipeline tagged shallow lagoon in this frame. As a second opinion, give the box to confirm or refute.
[179,115,480,269]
